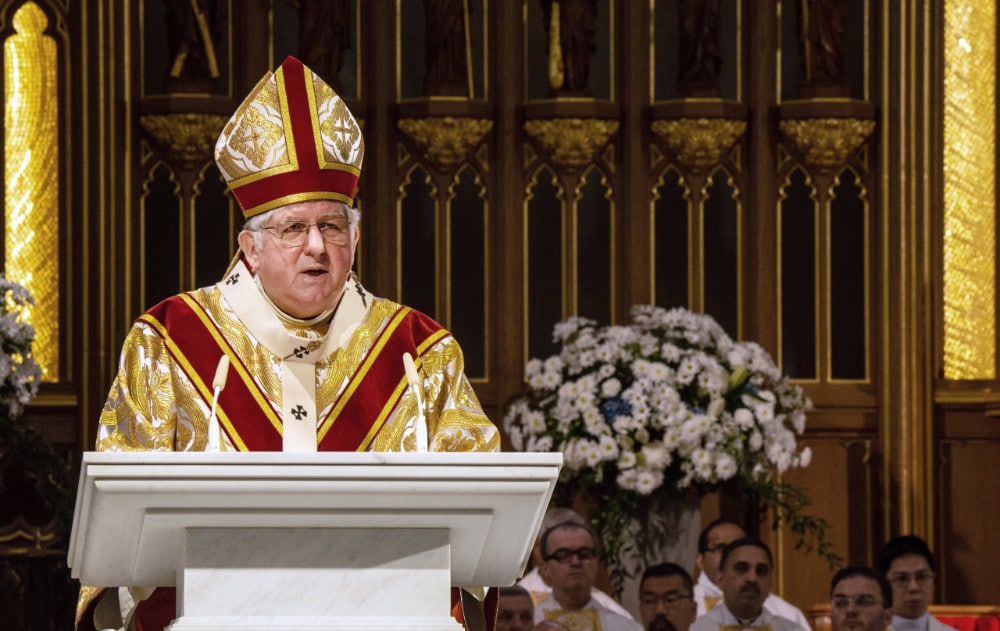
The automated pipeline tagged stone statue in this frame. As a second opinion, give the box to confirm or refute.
[797,0,848,96]
[288,0,352,92]
[423,0,469,97]
[677,0,722,97]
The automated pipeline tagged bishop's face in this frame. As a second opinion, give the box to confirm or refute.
[239,200,359,319]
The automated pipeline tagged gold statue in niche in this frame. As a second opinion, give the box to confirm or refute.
[541,0,597,96]
[164,0,226,93]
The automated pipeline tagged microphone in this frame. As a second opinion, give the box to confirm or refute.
[402,352,428,452]
[207,355,230,452]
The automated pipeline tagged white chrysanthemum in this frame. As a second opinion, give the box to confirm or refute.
[662,427,681,450]
[754,401,775,423]
[524,357,544,378]
[676,357,699,385]
[616,468,640,492]
[523,409,547,434]
[661,343,682,362]
[733,407,755,429]
[601,377,622,397]
[612,415,636,434]
[543,355,565,373]
[715,453,738,480]
[748,430,763,451]
[598,434,620,460]
[640,443,672,469]
[618,450,637,469]
[728,346,749,368]
[527,434,553,453]
[691,449,715,479]
[634,468,664,494]
[798,446,813,468]
[540,370,562,389]
[790,410,806,434]
[582,406,602,426]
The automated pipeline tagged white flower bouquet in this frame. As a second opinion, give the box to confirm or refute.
[504,305,835,591]
[0,275,71,542]
[0,275,41,420]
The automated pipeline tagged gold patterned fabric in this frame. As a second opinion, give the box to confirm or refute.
[97,264,498,454]
[214,56,364,216]
[544,608,603,631]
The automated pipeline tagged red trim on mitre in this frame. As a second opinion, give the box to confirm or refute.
[229,56,360,217]
[232,169,359,217]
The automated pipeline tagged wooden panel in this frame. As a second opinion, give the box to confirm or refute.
[938,437,1000,604]
[772,429,879,614]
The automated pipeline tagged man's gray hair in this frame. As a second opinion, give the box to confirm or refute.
[243,203,360,249]
[537,507,586,544]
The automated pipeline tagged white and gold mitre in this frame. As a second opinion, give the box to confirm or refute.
[214,56,364,218]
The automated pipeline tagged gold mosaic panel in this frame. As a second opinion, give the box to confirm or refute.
[4,3,59,381]
[943,0,996,380]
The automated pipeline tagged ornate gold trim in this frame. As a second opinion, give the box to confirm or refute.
[651,118,746,174]
[139,112,229,170]
[396,116,493,172]
[778,118,876,174]
[523,118,619,174]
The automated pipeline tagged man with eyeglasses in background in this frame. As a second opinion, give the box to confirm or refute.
[690,537,801,631]
[639,563,697,631]
[534,521,643,631]
[693,520,810,631]
[519,507,637,620]
[829,566,894,631]
[876,536,958,631]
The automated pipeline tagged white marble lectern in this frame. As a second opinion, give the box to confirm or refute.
[68,451,562,630]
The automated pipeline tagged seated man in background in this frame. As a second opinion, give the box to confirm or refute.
[693,519,810,631]
[497,585,536,631]
[534,521,643,631]
[876,536,958,631]
[519,507,635,620]
[690,538,801,631]
[639,563,697,631]
[829,566,894,631]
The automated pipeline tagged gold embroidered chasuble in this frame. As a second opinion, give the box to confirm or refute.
[97,259,499,454]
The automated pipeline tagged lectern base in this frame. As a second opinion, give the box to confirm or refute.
[173,527,459,627]
[165,615,464,630]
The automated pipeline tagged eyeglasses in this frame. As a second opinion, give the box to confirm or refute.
[831,595,884,610]
[640,592,693,607]
[259,218,351,248]
[888,572,934,587]
[544,547,598,563]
